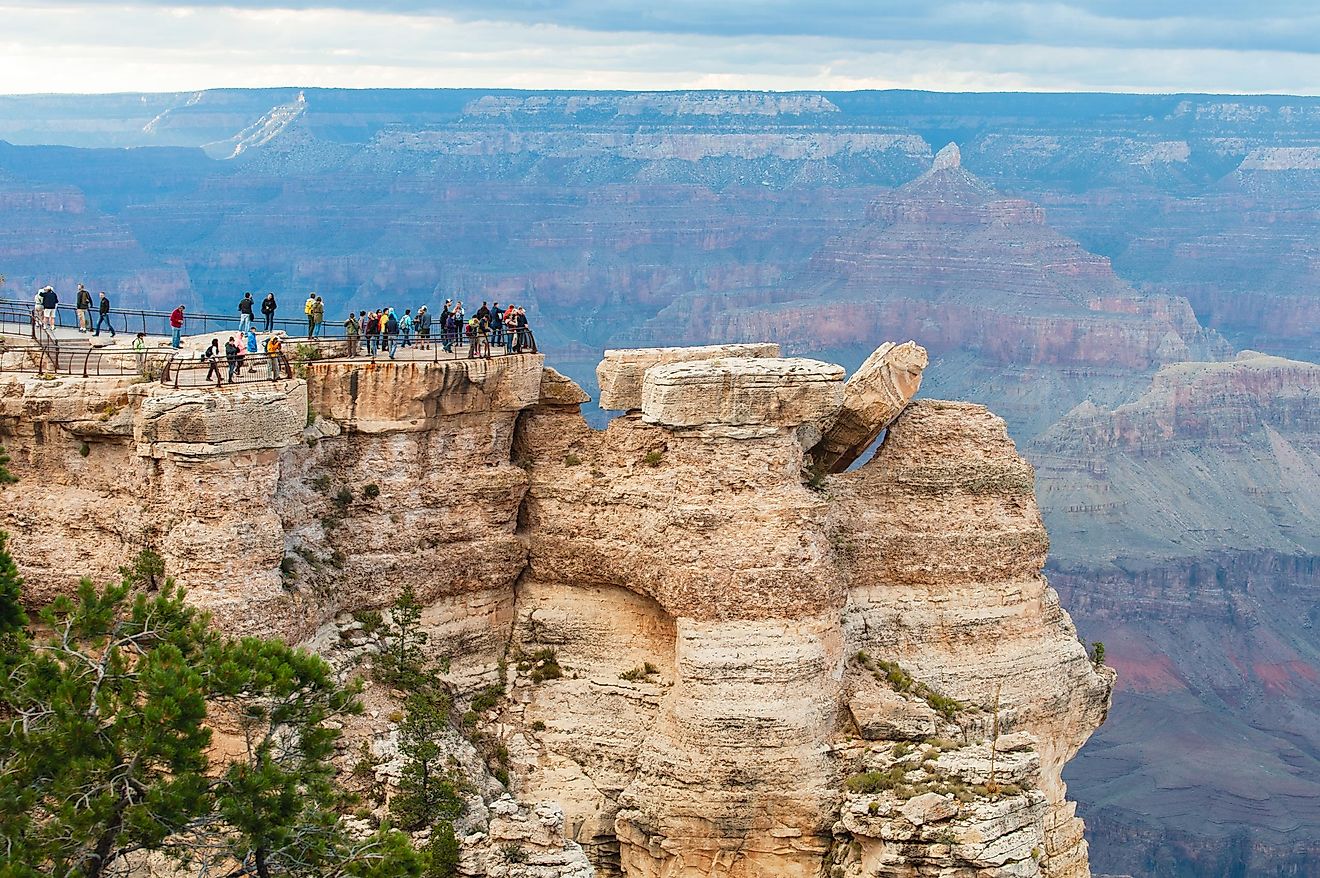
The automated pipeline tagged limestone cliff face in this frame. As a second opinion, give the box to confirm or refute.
[1,344,1112,878]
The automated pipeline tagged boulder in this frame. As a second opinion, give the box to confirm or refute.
[537,366,590,407]
[640,357,844,432]
[816,340,927,472]
[901,792,959,826]
[848,685,941,741]
[597,343,779,411]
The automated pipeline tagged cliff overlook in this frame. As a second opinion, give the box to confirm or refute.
[0,339,1112,878]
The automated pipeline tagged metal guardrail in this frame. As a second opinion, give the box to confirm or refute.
[162,351,293,388]
[4,298,310,339]
[0,338,173,380]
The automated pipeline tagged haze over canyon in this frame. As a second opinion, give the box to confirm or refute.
[0,87,1317,876]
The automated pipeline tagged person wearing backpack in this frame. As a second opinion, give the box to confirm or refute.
[238,292,255,333]
[400,309,414,347]
[304,293,317,338]
[203,338,222,387]
[261,293,277,332]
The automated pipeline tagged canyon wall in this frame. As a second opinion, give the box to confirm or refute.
[0,343,1112,878]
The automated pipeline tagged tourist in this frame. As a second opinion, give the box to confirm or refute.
[33,287,45,329]
[238,292,254,333]
[244,327,258,373]
[400,309,413,347]
[261,293,277,332]
[312,296,325,337]
[502,303,517,353]
[169,304,185,349]
[475,301,491,327]
[265,334,283,381]
[364,310,379,357]
[416,305,431,350]
[305,293,317,337]
[132,332,148,375]
[94,291,115,338]
[224,336,240,384]
[40,286,58,330]
[75,285,92,333]
[512,307,529,353]
[203,338,222,387]
[490,301,503,347]
[439,300,452,350]
[344,311,360,357]
[383,308,400,359]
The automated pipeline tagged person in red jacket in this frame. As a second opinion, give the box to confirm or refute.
[169,305,185,349]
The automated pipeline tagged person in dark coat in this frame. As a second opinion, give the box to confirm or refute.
[94,291,116,337]
[261,293,277,332]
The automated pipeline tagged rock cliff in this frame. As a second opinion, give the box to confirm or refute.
[0,343,1112,878]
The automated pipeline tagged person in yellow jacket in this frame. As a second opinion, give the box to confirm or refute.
[265,334,283,381]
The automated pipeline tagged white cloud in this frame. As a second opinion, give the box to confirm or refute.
[2,3,1320,94]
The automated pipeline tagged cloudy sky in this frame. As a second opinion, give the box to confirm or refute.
[2,1,1319,95]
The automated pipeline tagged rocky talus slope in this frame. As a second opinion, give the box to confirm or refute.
[0,341,1112,878]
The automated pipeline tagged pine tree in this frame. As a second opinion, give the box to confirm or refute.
[0,532,27,636]
[0,571,422,877]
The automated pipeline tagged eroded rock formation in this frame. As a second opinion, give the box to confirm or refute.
[0,342,1112,878]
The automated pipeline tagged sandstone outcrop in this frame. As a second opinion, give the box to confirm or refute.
[0,343,1112,878]
[640,356,843,435]
[596,343,780,411]
[814,340,928,472]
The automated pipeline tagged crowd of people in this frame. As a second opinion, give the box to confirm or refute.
[339,299,534,360]
[17,285,537,388]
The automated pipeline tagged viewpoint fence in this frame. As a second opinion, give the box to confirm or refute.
[8,298,309,339]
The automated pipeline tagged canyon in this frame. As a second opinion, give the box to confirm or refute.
[0,341,1113,878]
[0,87,1317,874]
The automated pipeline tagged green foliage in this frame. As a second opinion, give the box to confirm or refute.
[642,449,664,467]
[373,584,436,688]
[470,684,505,714]
[855,653,963,720]
[424,822,461,878]
[0,446,16,485]
[619,661,659,682]
[563,453,581,467]
[77,442,90,458]
[500,843,528,864]
[311,473,333,494]
[0,574,421,877]
[123,547,165,592]
[353,609,384,636]
[846,766,908,794]
[527,647,562,683]
[363,483,381,500]
[334,486,354,510]
[0,532,28,636]
[1089,641,1106,667]
[389,691,464,831]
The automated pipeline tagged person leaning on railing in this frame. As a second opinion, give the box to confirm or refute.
[133,333,147,376]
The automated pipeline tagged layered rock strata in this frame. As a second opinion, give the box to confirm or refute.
[2,343,1112,878]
